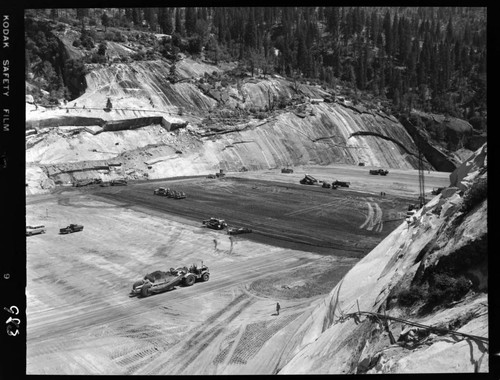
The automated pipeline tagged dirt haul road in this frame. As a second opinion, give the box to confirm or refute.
[26,166,450,374]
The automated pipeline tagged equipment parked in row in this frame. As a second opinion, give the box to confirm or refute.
[154,187,186,199]
[202,217,228,230]
[299,174,318,185]
[369,169,389,176]
[332,180,350,188]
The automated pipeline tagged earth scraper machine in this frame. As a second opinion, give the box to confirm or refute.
[130,262,210,297]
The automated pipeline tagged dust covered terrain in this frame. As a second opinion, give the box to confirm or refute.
[26,166,449,374]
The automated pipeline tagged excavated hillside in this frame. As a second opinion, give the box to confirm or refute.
[252,144,487,374]
[26,53,438,194]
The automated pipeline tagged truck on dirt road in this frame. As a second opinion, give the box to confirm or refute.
[369,169,389,176]
[59,224,84,234]
[203,217,228,230]
[130,263,210,297]
[332,180,350,188]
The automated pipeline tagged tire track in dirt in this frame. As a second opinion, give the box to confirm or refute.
[359,201,374,230]
[358,200,384,232]
[28,253,313,342]
[170,298,256,375]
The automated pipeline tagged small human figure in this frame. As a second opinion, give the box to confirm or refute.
[276,302,281,316]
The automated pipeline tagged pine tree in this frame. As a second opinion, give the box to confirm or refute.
[101,12,110,32]
[175,8,183,35]
[159,8,173,34]
[185,7,197,36]
[132,8,142,27]
[383,11,392,56]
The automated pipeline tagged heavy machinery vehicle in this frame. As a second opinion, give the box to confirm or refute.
[299,174,318,185]
[227,226,252,235]
[281,168,294,173]
[59,224,84,234]
[369,169,389,176]
[203,217,227,230]
[172,190,186,199]
[130,263,210,297]
[110,179,127,186]
[322,182,331,188]
[332,180,350,188]
[154,187,171,196]
[432,187,445,195]
[26,225,46,236]
[74,178,102,187]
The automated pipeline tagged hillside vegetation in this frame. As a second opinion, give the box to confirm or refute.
[25,7,486,130]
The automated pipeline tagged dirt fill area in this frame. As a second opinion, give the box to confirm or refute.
[26,168,449,374]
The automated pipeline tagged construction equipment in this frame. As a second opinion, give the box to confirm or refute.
[110,179,127,186]
[74,178,102,187]
[59,224,84,234]
[130,263,210,297]
[299,174,318,185]
[432,187,444,195]
[322,182,331,188]
[202,217,227,230]
[154,187,170,195]
[332,180,350,188]
[172,190,186,199]
[26,225,46,236]
[369,169,389,176]
[227,226,252,235]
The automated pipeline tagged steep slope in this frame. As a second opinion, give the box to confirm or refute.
[26,57,429,193]
[268,144,488,374]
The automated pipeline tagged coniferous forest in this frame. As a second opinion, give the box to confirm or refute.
[25,7,487,129]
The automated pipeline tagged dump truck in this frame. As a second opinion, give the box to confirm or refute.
[299,174,318,185]
[26,225,46,236]
[369,169,389,176]
[203,217,227,230]
[130,263,210,297]
[59,224,84,234]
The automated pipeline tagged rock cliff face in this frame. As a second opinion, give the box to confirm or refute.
[271,144,488,374]
[26,58,429,193]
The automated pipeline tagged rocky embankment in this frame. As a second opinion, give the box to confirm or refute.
[258,144,487,374]
[26,54,439,194]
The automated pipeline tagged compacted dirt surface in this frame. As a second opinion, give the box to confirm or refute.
[26,165,450,374]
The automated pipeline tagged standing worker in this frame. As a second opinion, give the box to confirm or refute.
[276,302,281,316]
